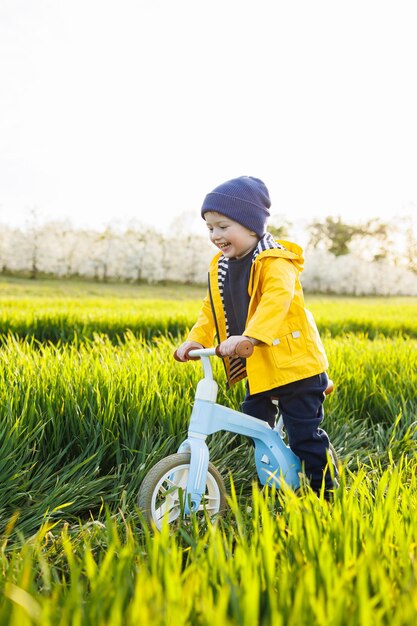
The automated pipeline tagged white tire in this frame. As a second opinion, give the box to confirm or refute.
[138,453,227,530]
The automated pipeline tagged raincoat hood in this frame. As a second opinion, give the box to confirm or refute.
[256,239,305,273]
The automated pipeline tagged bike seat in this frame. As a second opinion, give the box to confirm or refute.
[325,380,334,395]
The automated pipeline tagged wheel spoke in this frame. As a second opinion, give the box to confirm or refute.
[139,456,225,530]
[198,499,218,510]
[159,481,181,496]
[156,502,180,521]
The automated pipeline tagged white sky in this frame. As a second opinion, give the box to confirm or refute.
[1,0,417,236]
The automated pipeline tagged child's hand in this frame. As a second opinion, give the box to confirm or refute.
[175,341,204,361]
[217,335,258,357]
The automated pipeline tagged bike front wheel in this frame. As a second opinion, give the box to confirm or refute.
[138,452,227,530]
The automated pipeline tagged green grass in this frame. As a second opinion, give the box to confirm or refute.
[1,277,417,341]
[0,332,416,537]
[309,296,417,338]
[0,275,206,299]
[0,276,205,342]
[1,465,417,625]
[1,277,417,624]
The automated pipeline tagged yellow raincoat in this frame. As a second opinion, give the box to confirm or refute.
[187,241,328,395]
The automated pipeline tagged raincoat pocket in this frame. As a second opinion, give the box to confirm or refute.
[270,329,307,367]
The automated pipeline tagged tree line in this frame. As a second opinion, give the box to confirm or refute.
[1,213,416,295]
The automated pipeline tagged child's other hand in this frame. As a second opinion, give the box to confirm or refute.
[218,335,257,357]
[175,341,204,361]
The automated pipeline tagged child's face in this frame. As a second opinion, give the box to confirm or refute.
[204,212,259,259]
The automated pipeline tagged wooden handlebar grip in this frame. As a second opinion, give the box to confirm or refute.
[235,340,254,358]
[173,348,200,362]
[215,339,254,358]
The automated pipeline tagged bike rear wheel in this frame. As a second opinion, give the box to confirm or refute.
[138,452,227,530]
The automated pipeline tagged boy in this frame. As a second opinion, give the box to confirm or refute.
[176,176,337,495]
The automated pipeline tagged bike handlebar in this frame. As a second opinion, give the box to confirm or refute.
[173,339,254,362]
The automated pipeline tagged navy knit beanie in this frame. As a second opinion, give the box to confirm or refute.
[201,176,271,238]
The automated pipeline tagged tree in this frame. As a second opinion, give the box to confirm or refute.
[26,207,41,279]
[401,214,417,274]
[268,215,292,240]
[308,216,391,260]
[353,218,390,262]
[123,226,147,283]
[308,217,358,256]
[0,224,11,273]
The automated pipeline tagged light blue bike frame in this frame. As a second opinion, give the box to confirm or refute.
[176,349,301,514]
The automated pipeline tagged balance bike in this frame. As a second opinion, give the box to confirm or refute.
[138,340,329,530]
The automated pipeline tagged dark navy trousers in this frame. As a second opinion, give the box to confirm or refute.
[242,372,337,493]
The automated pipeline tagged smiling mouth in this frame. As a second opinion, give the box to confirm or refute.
[217,242,231,250]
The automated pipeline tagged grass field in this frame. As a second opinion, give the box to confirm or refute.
[1,276,417,342]
[1,277,416,625]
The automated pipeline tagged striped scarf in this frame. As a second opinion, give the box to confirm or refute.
[218,233,286,385]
